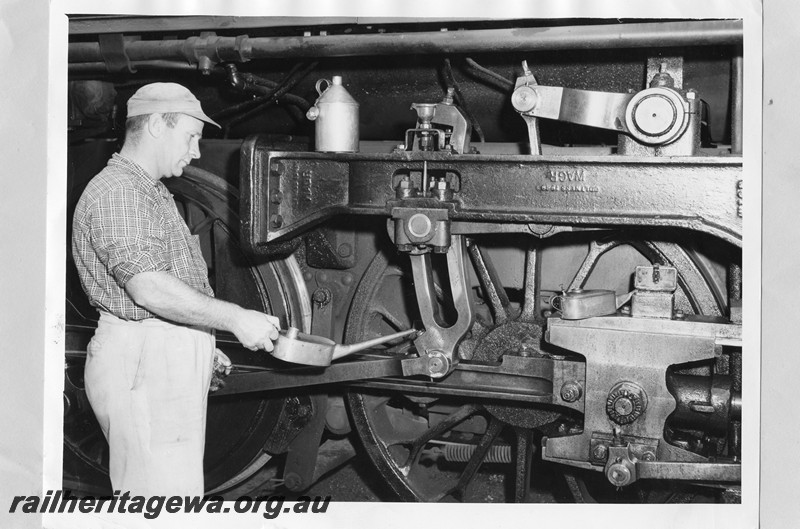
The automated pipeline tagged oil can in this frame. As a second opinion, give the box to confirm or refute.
[306,75,359,152]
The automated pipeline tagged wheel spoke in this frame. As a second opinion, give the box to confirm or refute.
[401,403,480,470]
[437,416,504,502]
[567,239,620,290]
[512,428,535,502]
[370,303,406,331]
[520,244,540,322]
[466,239,511,324]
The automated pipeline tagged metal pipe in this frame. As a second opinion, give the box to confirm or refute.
[731,55,744,154]
[68,60,200,73]
[69,20,743,65]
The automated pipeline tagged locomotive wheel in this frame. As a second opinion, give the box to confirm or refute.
[346,232,729,502]
[63,165,310,494]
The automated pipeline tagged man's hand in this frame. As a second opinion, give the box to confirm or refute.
[231,309,281,352]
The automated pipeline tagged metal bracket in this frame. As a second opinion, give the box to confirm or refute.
[407,235,474,377]
[604,444,740,487]
[542,315,741,470]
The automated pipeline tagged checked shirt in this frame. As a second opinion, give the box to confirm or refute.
[72,153,214,321]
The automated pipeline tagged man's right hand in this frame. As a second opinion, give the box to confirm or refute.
[232,309,281,352]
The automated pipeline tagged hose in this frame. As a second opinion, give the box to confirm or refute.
[221,61,317,136]
[463,58,515,92]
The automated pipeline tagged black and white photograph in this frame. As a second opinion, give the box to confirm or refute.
[2,1,785,527]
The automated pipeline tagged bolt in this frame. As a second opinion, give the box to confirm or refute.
[428,357,444,373]
[642,451,656,462]
[427,352,449,376]
[511,85,539,113]
[270,161,284,176]
[674,310,685,319]
[337,243,353,258]
[312,288,332,307]
[592,444,608,461]
[302,271,313,282]
[270,191,283,204]
[614,397,634,417]
[283,472,304,491]
[397,178,416,198]
[341,273,354,286]
[560,381,583,403]
[270,214,283,229]
[607,463,632,487]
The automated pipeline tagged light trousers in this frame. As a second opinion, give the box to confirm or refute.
[84,312,215,496]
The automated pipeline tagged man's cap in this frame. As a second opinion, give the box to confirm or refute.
[127,82,220,128]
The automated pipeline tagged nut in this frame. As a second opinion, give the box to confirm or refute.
[592,444,608,462]
[337,243,353,258]
[560,381,583,403]
[312,288,332,307]
[283,472,303,491]
[270,161,285,176]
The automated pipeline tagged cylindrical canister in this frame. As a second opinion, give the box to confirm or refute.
[306,75,359,152]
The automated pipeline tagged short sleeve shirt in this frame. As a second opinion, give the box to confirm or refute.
[72,153,214,320]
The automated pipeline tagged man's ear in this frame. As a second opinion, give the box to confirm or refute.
[146,113,165,138]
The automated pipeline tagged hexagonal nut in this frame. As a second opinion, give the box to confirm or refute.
[592,444,608,462]
[560,381,583,403]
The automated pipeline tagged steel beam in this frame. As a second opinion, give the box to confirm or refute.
[240,145,743,251]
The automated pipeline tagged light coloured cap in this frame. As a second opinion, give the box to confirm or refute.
[127,82,220,128]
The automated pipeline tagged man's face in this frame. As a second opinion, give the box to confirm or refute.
[159,114,204,178]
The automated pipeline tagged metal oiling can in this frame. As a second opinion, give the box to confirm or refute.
[306,75,359,152]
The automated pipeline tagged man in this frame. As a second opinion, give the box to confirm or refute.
[72,83,280,496]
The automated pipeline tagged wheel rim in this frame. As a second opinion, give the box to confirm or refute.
[346,232,728,502]
[63,165,310,493]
